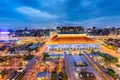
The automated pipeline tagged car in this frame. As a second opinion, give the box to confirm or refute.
[35,60,39,64]
[17,68,24,72]
[58,75,63,80]
[58,73,63,80]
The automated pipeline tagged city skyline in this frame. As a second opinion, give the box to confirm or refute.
[0,0,120,29]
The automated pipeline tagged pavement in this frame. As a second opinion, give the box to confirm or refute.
[84,52,113,80]
[64,52,109,80]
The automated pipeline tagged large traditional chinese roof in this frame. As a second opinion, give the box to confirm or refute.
[46,34,99,45]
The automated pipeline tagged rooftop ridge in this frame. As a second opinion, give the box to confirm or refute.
[58,34,87,37]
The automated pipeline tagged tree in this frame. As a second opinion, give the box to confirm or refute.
[24,54,34,60]
[107,69,116,79]
[43,53,50,61]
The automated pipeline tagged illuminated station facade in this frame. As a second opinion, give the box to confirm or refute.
[46,27,101,54]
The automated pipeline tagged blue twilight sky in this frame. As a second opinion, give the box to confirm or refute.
[0,0,120,29]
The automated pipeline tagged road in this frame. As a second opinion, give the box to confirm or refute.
[101,46,120,62]
[64,53,75,80]
[22,57,38,80]
[22,44,47,80]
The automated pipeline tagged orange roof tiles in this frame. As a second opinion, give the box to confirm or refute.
[47,34,99,45]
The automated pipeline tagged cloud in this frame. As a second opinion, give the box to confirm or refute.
[16,6,58,19]
[0,0,120,29]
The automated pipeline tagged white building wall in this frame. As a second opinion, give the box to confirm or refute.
[47,44,101,51]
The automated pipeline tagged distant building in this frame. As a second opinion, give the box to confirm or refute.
[116,28,120,35]
[14,28,55,37]
[56,26,84,34]
[0,31,21,44]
